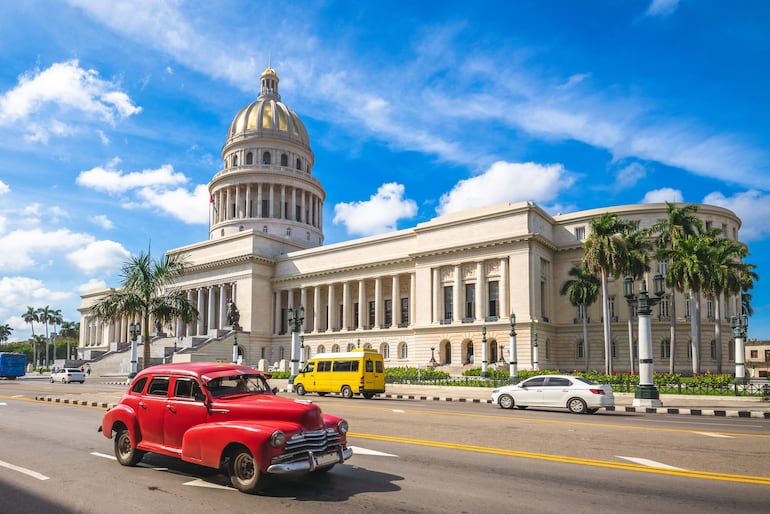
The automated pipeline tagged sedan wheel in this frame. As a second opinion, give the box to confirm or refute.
[228,447,262,494]
[567,397,588,414]
[114,428,145,466]
[498,394,515,409]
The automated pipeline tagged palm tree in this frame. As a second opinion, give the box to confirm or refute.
[91,250,198,371]
[560,264,600,371]
[22,306,39,366]
[582,212,631,374]
[31,334,47,369]
[650,203,703,373]
[619,226,652,373]
[60,321,80,361]
[0,323,12,343]
[37,305,54,367]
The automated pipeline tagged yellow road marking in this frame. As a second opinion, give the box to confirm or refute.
[349,432,770,485]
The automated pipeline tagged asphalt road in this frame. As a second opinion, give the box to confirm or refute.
[1,381,768,513]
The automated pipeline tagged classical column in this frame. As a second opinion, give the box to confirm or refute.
[500,257,509,318]
[186,290,194,336]
[207,286,216,333]
[219,284,228,328]
[375,276,382,329]
[328,283,336,331]
[313,286,321,332]
[342,281,350,330]
[300,287,308,332]
[281,185,286,219]
[410,273,416,327]
[274,290,282,335]
[245,184,252,217]
[225,187,232,221]
[432,268,440,323]
[392,274,400,328]
[476,262,484,321]
[196,288,205,335]
[453,265,461,323]
[269,184,274,218]
[257,184,263,217]
[301,189,307,224]
[291,187,297,221]
[358,279,365,330]
[234,185,241,218]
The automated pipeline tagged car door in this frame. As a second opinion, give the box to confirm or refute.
[136,376,170,447]
[541,377,572,406]
[164,377,208,449]
[516,377,546,406]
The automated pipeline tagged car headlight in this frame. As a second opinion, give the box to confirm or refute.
[337,419,349,435]
[269,430,286,448]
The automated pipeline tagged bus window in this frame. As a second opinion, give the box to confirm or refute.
[317,361,332,372]
[333,360,359,372]
[365,360,374,372]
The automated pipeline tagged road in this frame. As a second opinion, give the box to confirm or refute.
[1,380,769,513]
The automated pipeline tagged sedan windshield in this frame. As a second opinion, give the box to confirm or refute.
[207,374,271,397]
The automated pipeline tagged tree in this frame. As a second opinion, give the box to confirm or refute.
[49,309,63,358]
[91,250,198,371]
[37,305,55,367]
[0,323,13,343]
[619,226,652,373]
[22,306,39,366]
[559,264,600,371]
[31,334,47,369]
[60,321,80,361]
[650,203,703,374]
[582,212,631,374]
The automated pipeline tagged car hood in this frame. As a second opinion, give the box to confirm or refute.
[209,394,326,431]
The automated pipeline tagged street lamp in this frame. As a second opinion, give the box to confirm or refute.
[429,346,437,367]
[232,327,239,364]
[730,312,749,385]
[287,305,305,390]
[128,321,141,378]
[300,335,305,369]
[624,273,665,407]
[481,325,489,378]
[509,313,518,383]
[532,320,539,371]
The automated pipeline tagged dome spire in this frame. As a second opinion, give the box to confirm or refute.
[259,58,280,101]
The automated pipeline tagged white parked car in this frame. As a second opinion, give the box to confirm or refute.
[50,368,86,384]
[491,374,614,414]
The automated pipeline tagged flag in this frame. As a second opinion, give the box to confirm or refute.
[210,194,218,214]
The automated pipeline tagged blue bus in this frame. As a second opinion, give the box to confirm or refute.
[0,352,26,379]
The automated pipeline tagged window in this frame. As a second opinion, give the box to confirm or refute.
[346,343,355,352]
[368,301,375,328]
[661,339,671,358]
[353,303,359,328]
[685,297,691,319]
[317,345,325,354]
[488,281,499,318]
[246,152,253,165]
[443,286,453,322]
[286,228,291,236]
[262,151,271,164]
[296,158,301,170]
[382,343,390,359]
[659,297,670,320]
[608,296,616,320]
[333,360,359,372]
[611,341,616,358]
[317,360,331,372]
[465,284,475,319]
[331,344,340,353]
[707,299,714,320]
[710,340,717,360]
[262,225,268,233]
[174,378,202,400]
[295,205,302,221]
[400,298,409,326]
[384,299,392,327]
[750,350,758,358]
[232,154,238,167]
[131,377,148,394]
[366,360,374,372]
[280,153,288,166]
[576,340,584,359]
[262,199,269,217]
[148,377,169,396]
[575,226,585,241]
[577,304,587,321]
[399,342,408,359]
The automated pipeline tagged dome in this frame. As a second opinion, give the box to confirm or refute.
[226,67,311,149]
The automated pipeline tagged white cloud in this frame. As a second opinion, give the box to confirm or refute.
[333,183,417,236]
[0,60,141,142]
[645,0,680,17]
[437,161,573,216]
[615,162,647,189]
[0,228,94,271]
[641,188,684,204]
[136,183,210,224]
[78,278,108,292]
[702,190,770,242]
[0,276,73,326]
[66,240,131,274]
[0,180,9,195]
[77,161,187,194]
[90,214,114,229]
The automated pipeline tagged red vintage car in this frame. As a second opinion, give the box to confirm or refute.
[98,362,352,493]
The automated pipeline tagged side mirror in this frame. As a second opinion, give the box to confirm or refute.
[271,387,279,395]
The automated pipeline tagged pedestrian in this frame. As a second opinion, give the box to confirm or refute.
[86,364,91,376]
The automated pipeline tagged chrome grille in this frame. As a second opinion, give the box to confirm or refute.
[271,428,342,464]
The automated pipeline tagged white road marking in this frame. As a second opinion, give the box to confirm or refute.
[693,431,735,439]
[91,452,116,460]
[392,409,405,413]
[0,459,50,480]
[0,402,6,406]
[349,446,398,457]
[617,456,682,470]
[184,479,234,490]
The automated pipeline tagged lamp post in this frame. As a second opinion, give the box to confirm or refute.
[532,320,539,371]
[287,305,305,391]
[624,273,665,407]
[481,325,489,378]
[509,313,518,383]
[128,322,141,378]
[300,335,305,369]
[232,328,239,364]
[730,313,748,385]
[429,346,437,367]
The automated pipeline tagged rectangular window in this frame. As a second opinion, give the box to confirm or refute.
[368,301,375,328]
[465,284,475,319]
[376,361,383,372]
[661,339,671,359]
[488,281,499,318]
[148,377,169,396]
[575,226,585,241]
[443,286,453,322]
[295,205,302,222]
[577,304,587,321]
[365,360,374,372]
[659,297,670,320]
[707,299,714,320]
[609,296,616,320]
[384,299,392,327]
[317,361,331,372]
[750,350,758,359]
[576,341,584,359]
[400,298,409,326]
[353,302,359,328]
[262,199,269,217]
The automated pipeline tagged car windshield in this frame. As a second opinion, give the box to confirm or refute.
[572,376,595,385]
[207,374,271,398]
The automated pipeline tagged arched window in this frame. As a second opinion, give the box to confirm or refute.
[318,345,326,354]
[303,345,311,362]
[399,342,408,359]
[246,152,253,165]
[232,154,238,167]
[332,344,340,353]
[346,343,355,352]
[262,151,271,164]
[296,158,301,170]
[280,153,288,167]
[381,343,390,359]
[443,341,452,364]
[363,342,372,349]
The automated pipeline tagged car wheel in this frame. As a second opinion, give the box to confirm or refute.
[295,383,306,396]
[567,397,588,414]
[341,385,353,399]
[228,446,262,494]
[50,377,54,383]
[498,394,514,409]
[114,428,145,466]
[62,378,67,383]
[363,392,375,399]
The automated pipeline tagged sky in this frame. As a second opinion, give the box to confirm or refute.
[1,0,770,343]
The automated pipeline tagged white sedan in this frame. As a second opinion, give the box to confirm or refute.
[491,375,614,414]
[50,368,86,384]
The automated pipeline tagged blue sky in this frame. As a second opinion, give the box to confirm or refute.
[1,0,770,342]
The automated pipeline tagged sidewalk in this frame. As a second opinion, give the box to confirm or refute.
[31,375,770,419]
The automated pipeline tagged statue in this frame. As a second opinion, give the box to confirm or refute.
[227,300,240,328]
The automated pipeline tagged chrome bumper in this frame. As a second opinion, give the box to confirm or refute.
[267,446,353,474]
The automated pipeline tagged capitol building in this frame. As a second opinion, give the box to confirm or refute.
[79,67,745,375]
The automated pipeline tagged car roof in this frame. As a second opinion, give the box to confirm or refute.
[134,362,266,380]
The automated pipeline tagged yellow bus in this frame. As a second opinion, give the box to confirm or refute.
[294,348,385,399]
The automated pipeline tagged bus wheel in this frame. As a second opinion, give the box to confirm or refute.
[295,383,306,396]
[341,385,353,399]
